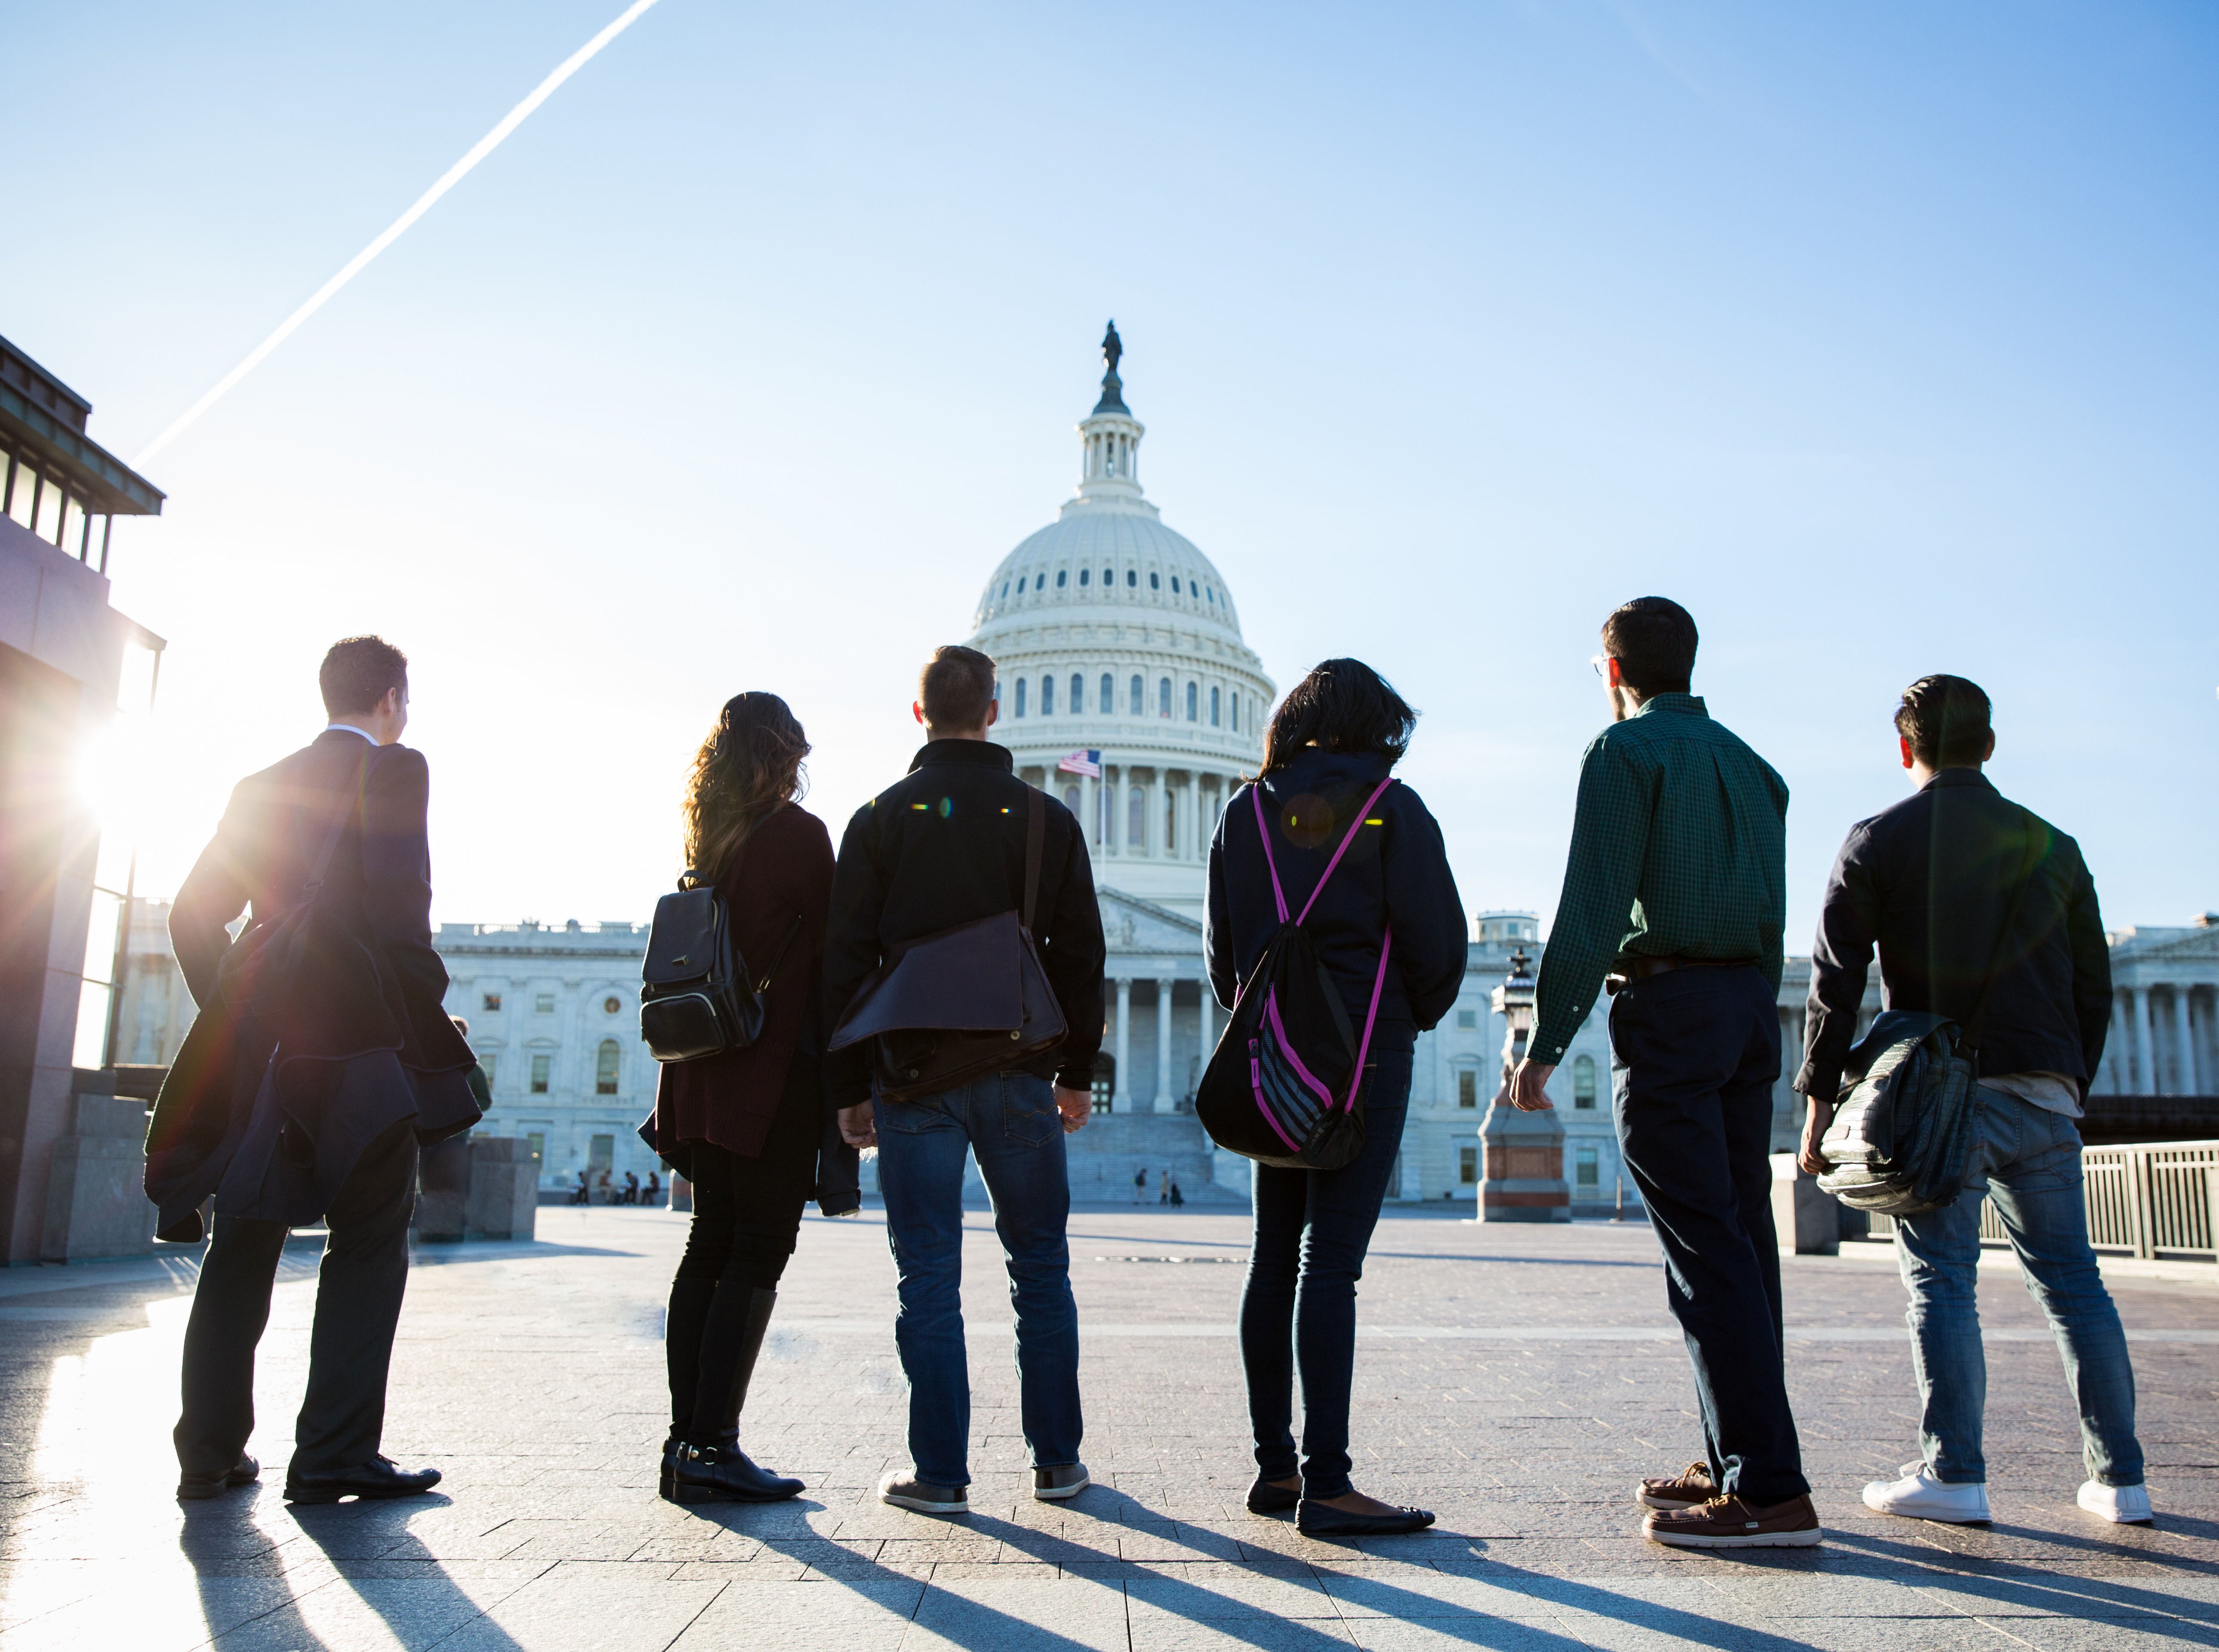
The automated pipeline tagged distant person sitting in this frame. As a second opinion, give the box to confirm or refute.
[826,645,1105,1515]
[645,1171,661,1206]
[1169,1181,1184,1209]
[624,1172,640,1206]
[573,1171,590,1206]
[154,635,476,1504]
[1798,676,2146,1526]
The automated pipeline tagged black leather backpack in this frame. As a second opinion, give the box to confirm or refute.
[638,818,801,1064]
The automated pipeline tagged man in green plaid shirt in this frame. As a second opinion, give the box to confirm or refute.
[1509,598,1816,1551]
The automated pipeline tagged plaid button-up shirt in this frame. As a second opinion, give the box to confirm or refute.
[1531,693,1788,1064]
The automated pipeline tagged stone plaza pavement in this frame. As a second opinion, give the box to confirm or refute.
[4,1201,2219,1652]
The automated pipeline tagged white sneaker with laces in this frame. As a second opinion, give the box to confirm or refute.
[1861,1462,1991,1523]
[2077,1480,2153,1524]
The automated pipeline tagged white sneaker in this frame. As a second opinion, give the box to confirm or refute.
[2077,1480,2153,1524]
[1861,1462,1991,1524]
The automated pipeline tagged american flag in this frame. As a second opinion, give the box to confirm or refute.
[1057,749,1102,778]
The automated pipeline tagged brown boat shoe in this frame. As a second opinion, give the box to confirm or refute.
[1637,1461,1715,1511]
[1643,1492,1823,1549]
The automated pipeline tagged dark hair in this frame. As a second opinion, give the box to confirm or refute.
[683,692,810,876]
[1258,658,1417,776]
[919,644,997,731]
[1600,597,1697,696]
[319,635,409,715]
[1895,675,1992,768]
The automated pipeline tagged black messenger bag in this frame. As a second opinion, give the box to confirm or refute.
[827,785,1067,1103]
[1816,809,2041,1217]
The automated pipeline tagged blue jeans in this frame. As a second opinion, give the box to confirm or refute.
[1240,1043,1412,1501]
[1893,1086,2144,1488]
[873,1070,1082,1488]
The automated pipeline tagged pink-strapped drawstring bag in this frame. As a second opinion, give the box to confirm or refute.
[1195,776,1396,1171]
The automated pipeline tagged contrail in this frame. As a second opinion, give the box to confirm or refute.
[135,0,664,467]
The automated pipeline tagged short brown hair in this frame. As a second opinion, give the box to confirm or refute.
[319,635,409,715]
[1600,597,1697,696]
[918,645,997,731]
[1895,675,1991,768]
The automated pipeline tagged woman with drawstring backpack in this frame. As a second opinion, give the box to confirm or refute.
[1202,658,1469,1538]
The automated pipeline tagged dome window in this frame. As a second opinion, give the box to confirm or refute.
[1100,673,1114,714]
[1158,677,1172,718]
[1056,569,1067,587]
[1014,679,1028,718]
[1129,674,1143,715]
[1070,673,1083,713]
[1126,569,1137,587]
[1171,576,1181,594]
[1185,682,1198,721]
[1079,567,1090,586]
[1150,572,1160,590]
[1230,694,1240,732]
[1000,582,1009,599]
[1035,573,1046,591]
[1103,567,1112,585]
[1211,686,1221,727]
[1041,674,1055,716]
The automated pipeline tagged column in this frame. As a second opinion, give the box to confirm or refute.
[1200,985,1217,1060]
[1113,978,1132,1110]
[1155,977,1176,1112]
[1082,773,1098,847]
[1148,769,1166,857]
[1185,770,1201,860]
[2132,986,2158,1096]
[1105,765,1121,855]
[2173,985,2198,1097]
[2103,994,2132,1093]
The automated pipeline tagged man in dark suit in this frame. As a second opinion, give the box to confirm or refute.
[157,636,477,1503]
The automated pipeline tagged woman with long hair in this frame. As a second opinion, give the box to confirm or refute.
[651,692,833,1503]
[1205,658,1468,1536]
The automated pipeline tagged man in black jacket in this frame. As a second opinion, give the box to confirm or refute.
[158,637,474,1504]
[1797,675,2146,1526]
[825,646,1105,1515]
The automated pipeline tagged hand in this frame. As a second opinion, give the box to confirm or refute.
[1797,1097,1834,1177]
[838,1102,877,1150]
[1055,1085,1092,1134]
[1508,1059,1556,1112]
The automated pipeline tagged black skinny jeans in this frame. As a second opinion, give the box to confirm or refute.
[665,1059,818,1439]
[1240,1042,1412,1500]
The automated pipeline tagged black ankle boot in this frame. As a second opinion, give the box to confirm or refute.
[669,1439,804,1503]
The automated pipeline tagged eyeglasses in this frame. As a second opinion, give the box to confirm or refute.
[1589,655,1613,679]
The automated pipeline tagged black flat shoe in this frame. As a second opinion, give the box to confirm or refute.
[1296,1499,1436,1536]
[1247,1475,1301,1514]
[668,1440,803,1504]
[284,1456,441,1504]
[178,1454,259,1501]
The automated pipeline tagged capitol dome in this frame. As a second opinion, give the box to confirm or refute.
[971,327,1273,921]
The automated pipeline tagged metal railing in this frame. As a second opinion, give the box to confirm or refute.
[1865,1140,2218,1262]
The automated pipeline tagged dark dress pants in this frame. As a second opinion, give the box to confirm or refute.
[175,1119,419,1478]
[665,1059,818,1439]
[1240,1043,1413,1501]
[1609,966,1809,1505]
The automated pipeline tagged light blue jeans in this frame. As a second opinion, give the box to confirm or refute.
[873,1070,1082,1489]
[1893,1086,2144,1487]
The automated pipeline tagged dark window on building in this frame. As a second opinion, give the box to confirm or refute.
[1101,673,1114,713]
[1185,682,1198,721]
[530,1054,551,1094]
[596,1040,621,1095]
[1574,1055,1598,1110]
[1130,674,1143,714]
[535,992,554,1014]
[1079,567,1090,586]
[1150,571,1160,589]
[1014,679,1027,717]
[1575,1145,1600,1187]
[1126,569,1137,586]
[1171,576,1181,593]
[1158,678,1171,718]
[1458,1070,1478,1108]
[482,992,502,1012]
[1459,1145,1478,1185]
[1041,674,1055,715]
[1211,686,1221,726]
[1056,569,1067,587]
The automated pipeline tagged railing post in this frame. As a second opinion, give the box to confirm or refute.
[2133,1148,2154,1261]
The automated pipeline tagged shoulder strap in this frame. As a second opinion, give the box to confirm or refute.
[1250,783,1290,924]
[1961,806,2042,1060]
[300,747,371,903]
[1021,784,1046,932]
[1295,776,1398,926]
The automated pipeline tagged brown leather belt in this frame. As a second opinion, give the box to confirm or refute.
[1604,955,1760,995]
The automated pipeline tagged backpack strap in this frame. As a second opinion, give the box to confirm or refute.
[1295,775,1398,926]
[1250,784,1290,924]
[1021,784,1046,933]
[1343,928,1395,1112]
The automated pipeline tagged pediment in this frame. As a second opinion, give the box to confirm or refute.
[2113,924,2219,964]
[1098,886,1202,953]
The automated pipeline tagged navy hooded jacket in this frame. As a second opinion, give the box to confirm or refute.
[1205,747,1467,1049]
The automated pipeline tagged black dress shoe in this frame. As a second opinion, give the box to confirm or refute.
[178,1454,259,1501]
[1247,1475,1301,1515]
[284,1456,442,1504]
[668,1440,803,1504]
[1295,1499,1437,1536]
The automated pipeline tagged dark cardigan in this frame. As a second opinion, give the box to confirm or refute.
[653,802,835,1159]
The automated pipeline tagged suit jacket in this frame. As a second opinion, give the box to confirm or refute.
[147,731,475,1237]
[1796,769,2112,1105]
[652,802,836,1159]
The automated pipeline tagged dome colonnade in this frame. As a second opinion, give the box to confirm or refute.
[968,329,1273,1114]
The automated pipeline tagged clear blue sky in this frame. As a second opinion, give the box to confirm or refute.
[10,0,2215,946]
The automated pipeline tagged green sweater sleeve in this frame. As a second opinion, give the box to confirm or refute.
[1531,734,1651,1063]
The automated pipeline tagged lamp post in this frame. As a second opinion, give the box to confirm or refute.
[1475,947,1569,1223]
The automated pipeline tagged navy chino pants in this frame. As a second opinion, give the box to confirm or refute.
[1610,965,1810,1507]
